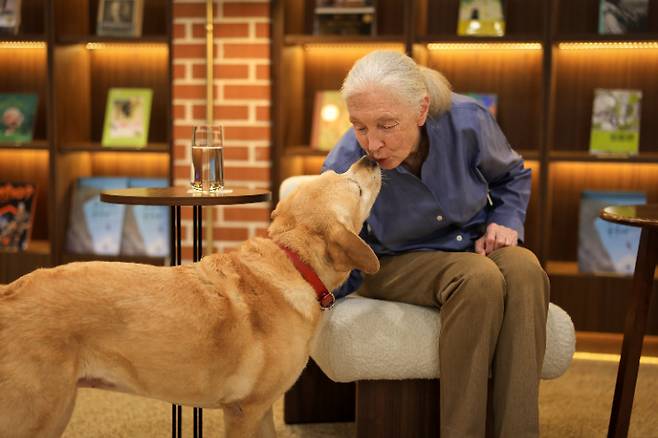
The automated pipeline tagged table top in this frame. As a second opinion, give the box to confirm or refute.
[600,205,658,229]
[100,186,271,206]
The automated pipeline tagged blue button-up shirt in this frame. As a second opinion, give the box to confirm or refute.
[322,93,532,298]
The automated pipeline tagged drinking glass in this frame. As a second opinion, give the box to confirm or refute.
[191,125,224,192]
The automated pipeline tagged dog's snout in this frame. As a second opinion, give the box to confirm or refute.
[357,155,379,169]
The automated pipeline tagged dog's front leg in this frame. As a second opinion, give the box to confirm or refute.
[223,401,276,438]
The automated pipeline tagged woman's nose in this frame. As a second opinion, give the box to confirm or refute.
[366,132,384,152]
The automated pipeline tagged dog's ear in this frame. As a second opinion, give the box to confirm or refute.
[327,223,380,274]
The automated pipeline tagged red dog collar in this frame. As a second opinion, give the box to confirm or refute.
[277,244,335,310]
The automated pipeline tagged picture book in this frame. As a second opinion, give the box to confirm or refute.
[0,0,21,34]
[457,0,505,37]
[66,177,129,256]
[121,177,169,257]
[0,181,36,251]
[599,0,649,34]
[314,0,376,36]
[589,89,642,156]
[578,190,646,275]
[101,88,152,148]
[0,93,38,144]
[97,0,144,37]
[465,92,498,119]
[310,90,352,151]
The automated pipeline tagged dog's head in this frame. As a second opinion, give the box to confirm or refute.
[270,156,381,278]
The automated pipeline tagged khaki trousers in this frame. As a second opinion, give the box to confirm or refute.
[358,246,550,438]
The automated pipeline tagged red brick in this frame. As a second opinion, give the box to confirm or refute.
[256,105,269,121]
[254,146,270,161]
[192,63,249,79]
[224,85,270,100]
[224,147,249,160]
[173,23,187,39]
[216,104,249,120]
[173,63,186,80]
[174,84,206,100]
[256,64,269,80]
[223,3,269,18]
[173,3,206,18]
[213,227,249,241]
[173,43,206,59]
[173,104,186,119]
[173,124,198,140]
[224,207,270,222]
[224,126,270,141]
[174,165,191,180]
[224,43,269,59]
[225,166,270,181]
[255,23,269,38]
[174,144,188,160]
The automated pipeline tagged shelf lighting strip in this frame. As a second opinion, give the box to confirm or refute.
[427,42,542,51]
[303,43,404,51]
[0,41,46,49]
[559,41,658,50]
[86,42,165,50]
[574,352,658,366]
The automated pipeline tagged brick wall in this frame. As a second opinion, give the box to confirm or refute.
[172,0,271,260]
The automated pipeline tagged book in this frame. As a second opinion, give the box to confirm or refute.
[97,0,144,37]
[578,190,646,275]
[599,0,649,34]
[0,0,21,35]
[121,177,170,257]
[66,177,130,256]
[0,181,36,251]
[0,93,38,144]
[310,90,352,151]
[589,88,642,156]
[314,0,376,36]
[457,0,505,37]
[101,88,152,148]
[465,92,498,119]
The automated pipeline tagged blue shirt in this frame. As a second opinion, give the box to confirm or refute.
[322,93,532,298]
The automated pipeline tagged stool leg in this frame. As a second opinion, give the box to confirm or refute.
[608,228,658,438]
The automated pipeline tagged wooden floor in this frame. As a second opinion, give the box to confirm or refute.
[576,332,658,357]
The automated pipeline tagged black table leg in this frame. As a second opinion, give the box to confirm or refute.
[171,206,183,438]
[193,205,203,438]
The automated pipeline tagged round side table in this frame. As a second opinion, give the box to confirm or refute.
[101,186,271,438]
[600,205,658,438]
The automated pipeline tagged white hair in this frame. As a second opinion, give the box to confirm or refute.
[341,50,452,117]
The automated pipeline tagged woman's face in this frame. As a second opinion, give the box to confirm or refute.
[346,87,427,169]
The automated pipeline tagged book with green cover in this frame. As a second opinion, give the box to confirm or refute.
[310,90,352,151]
[0,93,38,143]
[589,88,641,156]
[457,0,505,37]
[101,88,152,148]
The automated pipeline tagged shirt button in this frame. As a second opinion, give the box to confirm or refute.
[436,215,443,222]
[456,235,463,242]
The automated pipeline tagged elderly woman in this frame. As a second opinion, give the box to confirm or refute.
[322,50,549,438]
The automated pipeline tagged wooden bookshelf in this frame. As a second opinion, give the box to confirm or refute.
[271,0,658,334]
[0,0,172,283]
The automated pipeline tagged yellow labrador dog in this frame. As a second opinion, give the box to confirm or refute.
[0,157,381,438]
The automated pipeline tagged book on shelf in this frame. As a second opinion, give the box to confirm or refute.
[66,177,130,256]
[457,0,505,37]
[589,88,642,156]
[578,190,646,275]
[121,177,170,257]
[465,92,498,119]
[598,0,649,34]
[314,0,376,36]
[0,0,21,35]
[96,0,144,37]
[0,181,36,251]
[101,88,152,148]
[310,90,352,152]
[0,93,38,144]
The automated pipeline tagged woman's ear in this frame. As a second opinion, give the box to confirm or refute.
[417,94,430,126]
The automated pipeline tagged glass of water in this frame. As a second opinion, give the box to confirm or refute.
[191,125,224,192]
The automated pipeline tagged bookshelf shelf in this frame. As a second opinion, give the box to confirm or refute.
[549,151,658,163]
[59,142,170,153]
[0,140,50,150]
[285,35,405,46]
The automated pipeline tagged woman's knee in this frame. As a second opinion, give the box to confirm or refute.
[452,256,506,307]
[491,246,549,306]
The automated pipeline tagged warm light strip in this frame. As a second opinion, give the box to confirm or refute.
[559,41,658,50]
[574,352,658,366]
[86,42,165,50]
[0,41,46,49]
[304,43,404,51]
[427,42,542,51]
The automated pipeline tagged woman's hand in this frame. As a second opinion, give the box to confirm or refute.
[474,223,518,256]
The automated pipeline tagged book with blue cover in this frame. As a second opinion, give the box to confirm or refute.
[121,177,169,257]
[578,190,646,275]
[66,177,129,256]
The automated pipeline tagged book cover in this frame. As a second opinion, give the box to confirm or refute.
[121,177,170,257]
[0,93,38,144]
[457,0,505,37]
[0,181,36,251]
[599,0,649,34]
[578,190,646,275]
[66,177,129,256]
[314,0,376,36]
[97,0,144,37]
[589,88,642,156]
[101,88,152,148]
[465,92,498,119]
[310,90,352,151]
[0,0,21,34]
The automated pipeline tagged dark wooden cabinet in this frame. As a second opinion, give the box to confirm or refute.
[0,0,172,283]
[271,0,658,333]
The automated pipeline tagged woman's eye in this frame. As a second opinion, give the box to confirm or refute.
[380,122,399,130]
